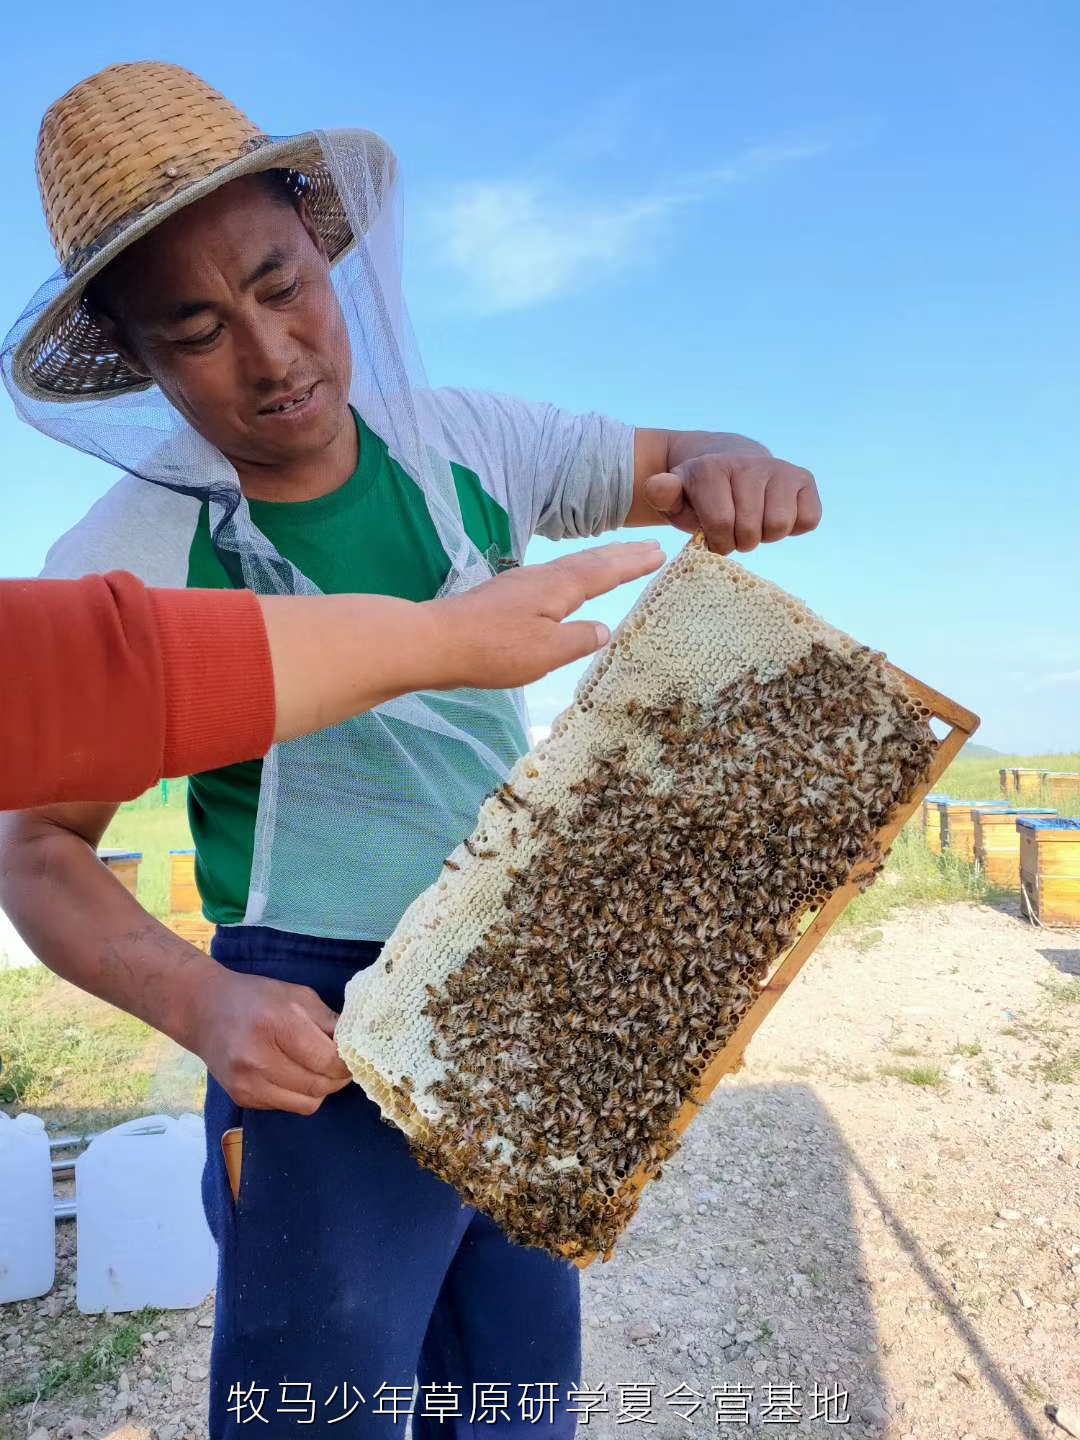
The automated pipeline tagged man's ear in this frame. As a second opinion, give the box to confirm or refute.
[92,307,151,379]
[296,195,328,261]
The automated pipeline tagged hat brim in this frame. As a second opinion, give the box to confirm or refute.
[10,128,393,403]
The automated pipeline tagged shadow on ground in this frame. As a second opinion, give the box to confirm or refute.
[582,1080,1049,1438]
[1038,948,1080,977]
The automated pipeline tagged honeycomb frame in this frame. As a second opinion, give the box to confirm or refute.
[336,534,979,1267]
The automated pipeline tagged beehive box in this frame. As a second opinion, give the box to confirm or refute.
[920,793,948,839]
[926,799,952,855]
[97,848,141,899]
[974,808,1058,888]
[169,850,200,914]
[1019,818,1080,926]
[999,767,1014,797]
[1045,773,1080,807]
[336,538,976,1265]
[939,801,1013,864]
[168,917,216,954]
[1014,768,1048,799]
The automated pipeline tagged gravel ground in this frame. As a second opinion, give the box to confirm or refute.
[1,898,1077,1440]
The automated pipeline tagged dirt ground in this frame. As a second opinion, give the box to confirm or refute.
[1,897,1077,1439]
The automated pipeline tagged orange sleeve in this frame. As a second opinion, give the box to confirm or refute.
[147,583,275,778]
[0,574,275,810]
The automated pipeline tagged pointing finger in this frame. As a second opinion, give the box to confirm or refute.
[539,541,665,614]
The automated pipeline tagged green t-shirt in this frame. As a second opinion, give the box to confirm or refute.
[185,409,520,927]
[40,386,635,939]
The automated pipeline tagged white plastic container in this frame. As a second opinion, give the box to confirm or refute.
[76,1112,217,1314]
[0,1111,56,1301]
[0,903,39,971]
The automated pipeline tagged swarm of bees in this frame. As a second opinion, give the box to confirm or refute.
[336,538,939,1262]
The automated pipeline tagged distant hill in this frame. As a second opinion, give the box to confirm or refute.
[961,742,1004,758]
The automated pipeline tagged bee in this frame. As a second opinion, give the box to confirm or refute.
[494,782,531,812]
[443,858,460,872]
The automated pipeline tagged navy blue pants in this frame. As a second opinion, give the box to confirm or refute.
[201,925,582,1438]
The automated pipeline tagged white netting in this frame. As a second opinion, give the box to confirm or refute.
[2,128,531,939]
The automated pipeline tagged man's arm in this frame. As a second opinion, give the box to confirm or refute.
[0,801,351,1114]
[625,426,821,555]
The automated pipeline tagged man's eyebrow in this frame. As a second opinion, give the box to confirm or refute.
[241,248,290,291]
[161,250,292,324]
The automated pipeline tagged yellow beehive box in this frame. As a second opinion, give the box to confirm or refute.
[973,808,1057,888]
[169,849,200,914]
[999,767,1014,797]
[921,800,944,840]
[169,916,216,954]
[1045,773,1080,806]
[940,801,1013,863]
[98,848,141,898]
[1019,818,1080,926]
[1013,768,1047,799]
[920,794,947,839]
[926,798,953,855]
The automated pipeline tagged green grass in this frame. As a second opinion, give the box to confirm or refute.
[0,967,165,1129]
[881,1063,946,1088]
[0,1309,163,1413]
[837,826,1002,931]
[853,927,884,952]
[1040,977,1080,1006]
[1018,1374,1051,1405]
[932,751,1080,817]
[100,779,194,920]
[1040,1049,1080,1084]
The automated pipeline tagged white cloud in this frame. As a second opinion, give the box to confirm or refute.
[1029,668,1080,690]
[426,139,829,316]
[430,182,667,314]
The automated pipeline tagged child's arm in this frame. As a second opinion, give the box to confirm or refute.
[0,541,662,811]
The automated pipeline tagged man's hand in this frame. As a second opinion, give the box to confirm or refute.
[190,968,353,1113]
[628,428,822,555]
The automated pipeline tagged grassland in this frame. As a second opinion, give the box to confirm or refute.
[0,966,165,1130]
[935,750,1080,816]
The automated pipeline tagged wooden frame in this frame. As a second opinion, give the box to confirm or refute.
[572,668,979,1267]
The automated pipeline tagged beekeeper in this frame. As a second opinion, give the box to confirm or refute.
[1,62,820,1438]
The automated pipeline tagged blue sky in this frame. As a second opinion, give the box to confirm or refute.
[1,1,1077,752]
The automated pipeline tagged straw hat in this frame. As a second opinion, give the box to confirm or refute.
[11,61,394,402]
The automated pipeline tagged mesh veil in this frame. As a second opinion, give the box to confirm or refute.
[2,129,532,938]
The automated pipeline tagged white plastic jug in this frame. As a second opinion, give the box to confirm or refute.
[0,1111,56,1302]
[76,1112,217,1314]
